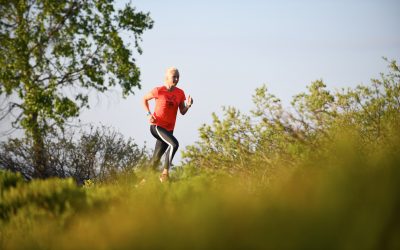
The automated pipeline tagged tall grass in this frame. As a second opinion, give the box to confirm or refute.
[1,127,399,249]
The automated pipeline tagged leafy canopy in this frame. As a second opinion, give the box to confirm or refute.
[0,0,153,135]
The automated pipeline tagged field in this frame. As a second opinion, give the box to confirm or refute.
[1,129,399,249]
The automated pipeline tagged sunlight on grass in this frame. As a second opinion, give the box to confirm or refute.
[1,130,399,249]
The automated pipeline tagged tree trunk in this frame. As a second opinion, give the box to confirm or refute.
[31,112,48,178]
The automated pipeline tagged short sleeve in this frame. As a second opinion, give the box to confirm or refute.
[151,87,159,98]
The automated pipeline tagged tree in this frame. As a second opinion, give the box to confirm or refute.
[0,0,153,178]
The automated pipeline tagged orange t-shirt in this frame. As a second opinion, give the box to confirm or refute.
[151,86,186,131]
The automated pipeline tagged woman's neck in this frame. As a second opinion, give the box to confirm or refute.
[164,83,175,91]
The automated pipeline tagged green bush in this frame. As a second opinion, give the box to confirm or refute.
[0,171,123,224]
[182,59,400,179]
[0,170,24,195]
[1,176,80,221]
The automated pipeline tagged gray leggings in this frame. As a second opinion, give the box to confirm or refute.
[150,125,179,170]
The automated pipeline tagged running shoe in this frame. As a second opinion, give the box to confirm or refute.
[159,173,169,183]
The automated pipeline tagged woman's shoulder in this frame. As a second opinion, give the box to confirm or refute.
[174,87,185,94]
[152,85,165,92]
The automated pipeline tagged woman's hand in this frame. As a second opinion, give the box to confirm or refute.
[179,95,193,115]
[186,95,193,107]
[148,114,156,123]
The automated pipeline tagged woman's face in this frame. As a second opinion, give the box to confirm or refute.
[166,70,180,86]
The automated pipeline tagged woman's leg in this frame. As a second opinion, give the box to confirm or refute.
[150,125,169,170]
[153,126,179,170]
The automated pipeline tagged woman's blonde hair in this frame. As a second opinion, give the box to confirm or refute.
[165,67,179,75]
[165,67,179,80]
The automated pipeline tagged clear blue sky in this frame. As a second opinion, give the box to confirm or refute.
[3,0,399,164]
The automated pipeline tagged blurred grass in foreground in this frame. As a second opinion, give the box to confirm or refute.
[1,128,399,250]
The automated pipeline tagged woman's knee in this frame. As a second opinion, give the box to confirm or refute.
[171,140,179,150]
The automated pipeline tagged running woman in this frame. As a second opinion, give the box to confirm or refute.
[142,67,193,182]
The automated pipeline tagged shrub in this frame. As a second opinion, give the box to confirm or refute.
[182,59,400,178]
[0,170,24,195]
[0,126,149,183]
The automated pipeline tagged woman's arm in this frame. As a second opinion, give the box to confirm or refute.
[179,95,193,115]
[143,91,154,112]
[143,91,156,123]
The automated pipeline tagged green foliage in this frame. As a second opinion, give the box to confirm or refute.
[183,107,255,174]
[182,59,400,176]
[0,168,121,224]
[0,0,153,177]
[1,175,84,221]
[0,170,25,195]
[0,0,153,132]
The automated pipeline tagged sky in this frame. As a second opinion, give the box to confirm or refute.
[2,0,400,163]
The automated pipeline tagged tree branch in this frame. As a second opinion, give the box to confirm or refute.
[28,1,81,55]
[0,101,23,121]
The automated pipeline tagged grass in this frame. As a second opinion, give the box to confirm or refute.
[1,132,400,250]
